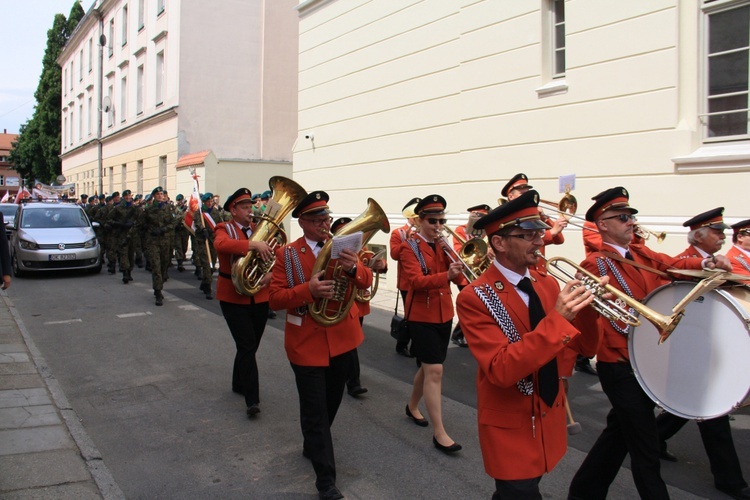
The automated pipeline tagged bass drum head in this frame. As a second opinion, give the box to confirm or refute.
[628,282,750,419]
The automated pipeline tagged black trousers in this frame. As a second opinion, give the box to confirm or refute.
[291,350,354,492]
[493,477,542,499]
[568,361,669,500]
[658,412,748,490]
[219,300,268,407]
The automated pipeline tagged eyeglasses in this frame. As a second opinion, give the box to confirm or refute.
[301,216,333,226]
[426,218,447,225]
[504,230,545,242]
[600,214,637,223]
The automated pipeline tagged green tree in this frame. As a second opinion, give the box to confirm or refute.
[10,2,84,186]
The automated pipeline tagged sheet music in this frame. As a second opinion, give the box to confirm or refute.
[331,231,362,259]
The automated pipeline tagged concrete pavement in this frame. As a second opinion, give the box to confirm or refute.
[0,292,123,499]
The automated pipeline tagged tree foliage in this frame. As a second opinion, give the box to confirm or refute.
[10,2,85,186]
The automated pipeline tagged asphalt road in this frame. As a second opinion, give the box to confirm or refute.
[9,264,749,499]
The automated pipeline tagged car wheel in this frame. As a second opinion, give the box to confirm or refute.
[11,252,25,278]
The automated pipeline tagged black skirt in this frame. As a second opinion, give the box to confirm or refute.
[409,319,452,364]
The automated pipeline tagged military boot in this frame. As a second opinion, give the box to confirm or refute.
[125,270,133,282]
[122,272,129,284]
[154,290,164,306]
[177,260,185,272]
[200,283,213,300]
[107,263,116,274]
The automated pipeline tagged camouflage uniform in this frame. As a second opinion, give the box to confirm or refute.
[110,191,138,283]
[189,206,214,299]
[173,196,189,272]
[142,187,174,305]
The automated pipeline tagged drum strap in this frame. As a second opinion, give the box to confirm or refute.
[596,257,637,336]
[473,283,534,397]
[284,246,308,316]
[600,251,669,278]
[734,254,750,274]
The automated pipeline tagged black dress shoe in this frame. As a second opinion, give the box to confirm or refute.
[246,404,260,418]
[717,485,750,499]
[659,448,678,462]
[268,310,277,319]
[318,485,343,500]
[405,404,428,427]
[433,436,462,454]
[348,386,368,397]
[575,362,598,376]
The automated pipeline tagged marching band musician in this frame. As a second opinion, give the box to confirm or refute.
[501,173,568,269]
[654,207,750,500]
[725,219,750,281]
[389,197,421,357]
[400,195,465,455]
[455,191,602,499]
[213,188,273,420]
[568,187,732,500]
[450,203,491,347]
[268,191,372,500]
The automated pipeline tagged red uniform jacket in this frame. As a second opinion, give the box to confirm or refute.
[452,224,468,253]
[390,223,413,291]
[456,264,601,480]
[724,245,750,282]
[400,236,463,323]
[213,221,269,304]
[581,243,704,363]
[268,236,372,366]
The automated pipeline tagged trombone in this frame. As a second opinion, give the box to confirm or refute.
[438,228,480,282]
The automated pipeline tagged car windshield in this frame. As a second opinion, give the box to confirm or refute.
[21,208,89,228]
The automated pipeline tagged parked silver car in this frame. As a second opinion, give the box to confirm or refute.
[11,202,101,276]
[0,203,18,237]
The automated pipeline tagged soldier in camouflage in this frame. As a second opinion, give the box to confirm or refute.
[143,187,174,306]
[110,189,138,283]
[173,194,189,272]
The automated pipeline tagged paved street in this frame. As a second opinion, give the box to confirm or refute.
[1,263,747,499]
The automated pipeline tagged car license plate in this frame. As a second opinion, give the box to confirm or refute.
[49,254,76,261]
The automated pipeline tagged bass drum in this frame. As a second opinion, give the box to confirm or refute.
[628,281,750,419]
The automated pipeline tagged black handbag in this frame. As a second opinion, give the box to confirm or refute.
[389,293,413,340]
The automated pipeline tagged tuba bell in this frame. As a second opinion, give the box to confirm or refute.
[231,176,308,296]
[442,225,490,279]
[309,198,391,326]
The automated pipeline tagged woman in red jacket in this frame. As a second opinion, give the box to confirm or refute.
[400,195,465,454]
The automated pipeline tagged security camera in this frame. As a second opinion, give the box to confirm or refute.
[304,133,314,140]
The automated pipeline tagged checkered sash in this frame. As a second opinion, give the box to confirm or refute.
[595,256,636,335]
[284,246,308,316]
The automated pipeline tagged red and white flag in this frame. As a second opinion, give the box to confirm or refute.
[183,170,215,232]
[0,191,9,203]
[16,186,31,204]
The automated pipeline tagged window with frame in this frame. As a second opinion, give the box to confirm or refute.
[551,0,566,78]
[107,84,114,128]
[108,19,115,57]
[88,38,93,73]
[122,5,128,46]
[703,0,749,140]
[138,0,145,30]
[155,50,165,105]
[79,49,83,81]
[120,76,128,123]
[157,0,165,16]
[136,64,144,115]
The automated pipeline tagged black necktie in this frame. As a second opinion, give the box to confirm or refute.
[316,241,324,248]
[517,277,559,407]
[241,227,250,238]
[625,250,633,260]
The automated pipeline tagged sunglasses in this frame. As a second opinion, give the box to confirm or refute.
[600,214,637,223]
[426,218,447,225]
[302,216,333,226]
[504,230,545,242]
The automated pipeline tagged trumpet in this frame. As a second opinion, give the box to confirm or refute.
[635,225,667,243]
[537,252,732,343]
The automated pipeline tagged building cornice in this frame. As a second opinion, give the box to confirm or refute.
[296,0,337,17]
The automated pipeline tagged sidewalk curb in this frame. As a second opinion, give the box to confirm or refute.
[3,293,125,500]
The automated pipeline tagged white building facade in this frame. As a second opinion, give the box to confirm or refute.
[59,0,299,201]
[294,0,750,266]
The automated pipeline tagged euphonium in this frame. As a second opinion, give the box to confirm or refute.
[443,225,490,279]
[231,176,307,296]
[309,198,391,326]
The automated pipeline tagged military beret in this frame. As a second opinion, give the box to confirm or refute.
[224,188,253,211]
[175,194,184,201]
[98,194,105,200]
[475,190,550,234]
[251,194,261,202]
[134,194,143,200]
[111,191,120,198]
[122,189,132,196]
[292,191,330,218]
[151,186,164,196]
[80,194,88,199]
[501,173,533,198]
[683,207,729,231]
[261,190,272,200]
[201,192,213,202]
